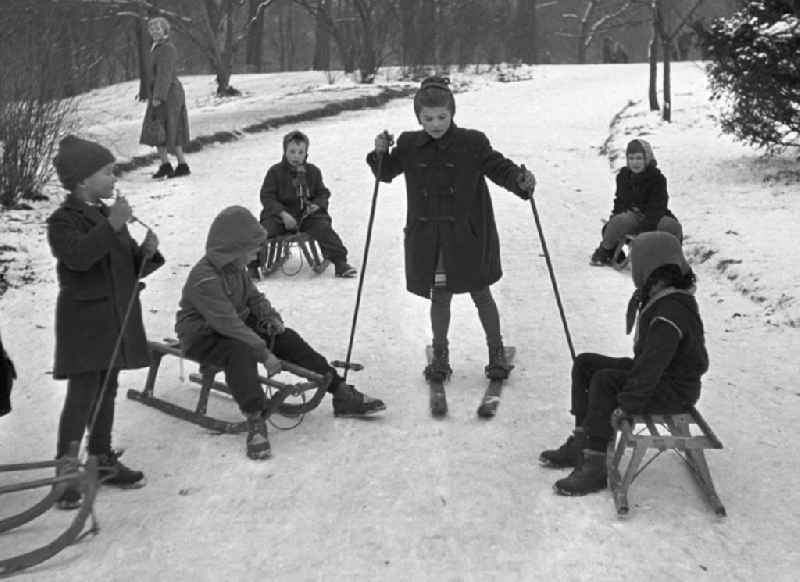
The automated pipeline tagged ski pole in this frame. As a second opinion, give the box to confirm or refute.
[526,180,576,361]
[341,145,387,382]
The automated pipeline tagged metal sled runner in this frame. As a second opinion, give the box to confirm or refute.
[127,339,331,433]
[606,407,726,517]
[0,443,100,577]
[255,232,328,278]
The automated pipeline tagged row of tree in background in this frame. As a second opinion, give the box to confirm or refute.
[0,0,798,209]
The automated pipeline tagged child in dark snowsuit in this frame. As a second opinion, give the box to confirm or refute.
[175,206,385,461]
[48,135,164,509]
[541,231,709,496]
[591,139,683,266]
[256,130,356,278]
[0,328,16,417]
[368,77,536,381]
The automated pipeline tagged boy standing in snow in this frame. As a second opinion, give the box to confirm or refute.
[175,206,385,461]
[367,76,536,382]
[540,231,709,496]
[255,130,357,278]
[48,135,164,508]
[590,139,683,266]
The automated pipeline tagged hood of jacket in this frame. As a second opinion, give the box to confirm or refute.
[205,205,266,269]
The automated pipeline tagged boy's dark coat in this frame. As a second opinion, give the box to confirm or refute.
[47,196,164,379]
[259,159,331,222]
[367,125,527,298]
[612,166,676,230]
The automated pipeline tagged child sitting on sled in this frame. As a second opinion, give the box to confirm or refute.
[590,139,683,267]
[253,129,357,278]
[367,76,536,382]
[176,206,385,461]
[540,231,709,496]
[48,135,164,508]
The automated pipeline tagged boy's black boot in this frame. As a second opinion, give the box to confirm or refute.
[485,343,514,380]
[152,162,174,179]
[170,163,191,178]
[554,449,608,496]
[424,343,452,382]
[590,245,613,266]
[54,454,82,510]
[332,383,386,417]
[245,411,272,460]
[96,450,145,488]
[539,428,585,468]
[334,261,357,278]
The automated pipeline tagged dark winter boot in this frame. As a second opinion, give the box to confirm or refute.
[245,412,272,460]
[152,162,174,179]
[590,245,613,266]
[54,455,82,510]
[169,163,191,178]
[554,449,608,496]
[539,428,585,468]
[334,262,357,278]
[332,383,386,417]
[96,450,145,488]
[484,343,514,380]
[424,343,452,382]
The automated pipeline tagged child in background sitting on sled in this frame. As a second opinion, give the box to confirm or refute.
[540,231,709,496]
[367,76,536,382]
[590,139,683,267]
[175,206,385,461]
[253,130,357,278]
[48,135,164,509]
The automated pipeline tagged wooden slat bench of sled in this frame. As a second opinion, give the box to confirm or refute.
[257,232,328,277]
[127,339,331,434]
[607,406,726,517]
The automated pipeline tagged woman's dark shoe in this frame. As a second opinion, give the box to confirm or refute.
[169,163,191,178]
[152,162,174,179]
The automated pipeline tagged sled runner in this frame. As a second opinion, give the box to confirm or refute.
[476,347,516,418]
[126,339,331,433]
[0,442,100,576]
[255,232,328,278]
[607,407,726,517]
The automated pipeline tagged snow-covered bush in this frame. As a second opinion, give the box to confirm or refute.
[701,1,800,153]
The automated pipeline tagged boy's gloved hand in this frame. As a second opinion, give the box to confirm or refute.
[108,196,133,231]
[306,203,320,215]
[141,229,159,258]
[610,407,634,430]
[263,352,282,377]
[517,165,536,196]
[374,130,394,154]
[280,211,298,231]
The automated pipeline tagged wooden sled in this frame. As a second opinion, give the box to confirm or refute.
[255,232,328,278]
[607,407,726,517]
[126,339,331,434]
[0,442,100,577]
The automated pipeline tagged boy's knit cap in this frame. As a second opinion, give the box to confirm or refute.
[414,76,455,117]
[630,231,689,290]
[53,135,115,191]
[283,130,309,151]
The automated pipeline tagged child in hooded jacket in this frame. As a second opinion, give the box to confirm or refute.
[590,139,683,266]
[367,76,536,383]
[48,135,164,509]
[175,206,385,461]
[541,231,709,496]
[255,130,356,278]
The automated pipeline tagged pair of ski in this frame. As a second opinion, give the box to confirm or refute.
[425,345,516,419]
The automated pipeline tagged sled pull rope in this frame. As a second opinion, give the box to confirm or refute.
[524,168,576,361]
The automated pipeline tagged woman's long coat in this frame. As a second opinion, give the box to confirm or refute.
[367,125,528,298]
[139,40,190,153]
[47,196,165,379]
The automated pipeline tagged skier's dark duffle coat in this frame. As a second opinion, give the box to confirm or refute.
[367,124,530,298]
[48,193,164,379]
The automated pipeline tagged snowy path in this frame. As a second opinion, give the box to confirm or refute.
[1,66,798,581]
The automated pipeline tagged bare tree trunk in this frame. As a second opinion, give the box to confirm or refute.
[136,17,150,101]
[662,39,671,122]
[648,2,659,111]
[246,0,265,71]
[312,0,331,70]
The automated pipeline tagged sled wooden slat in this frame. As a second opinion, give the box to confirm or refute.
[607,407,726,518]
[257,232,327,277]
[127,339,331,433]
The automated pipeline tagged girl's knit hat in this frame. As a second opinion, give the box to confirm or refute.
[53,135,115,191]
[413,76,455,119]
[625,138,657,167]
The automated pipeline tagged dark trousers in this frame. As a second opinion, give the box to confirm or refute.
[183,328,342,415]
[571,353,690,448]
[262,212,348,265]
[430,286,503,347]
[57,369,119,458]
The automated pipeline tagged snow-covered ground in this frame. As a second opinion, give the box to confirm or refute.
[1,63,798,581]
